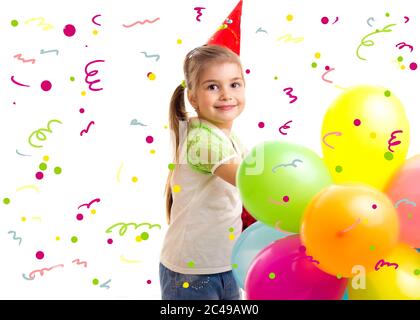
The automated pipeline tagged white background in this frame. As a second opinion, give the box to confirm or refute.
[0,0,419,299]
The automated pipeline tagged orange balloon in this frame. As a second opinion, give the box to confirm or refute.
[301,184,399,278]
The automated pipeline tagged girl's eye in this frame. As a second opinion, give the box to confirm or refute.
[207,84,218,90]
[231,82,242,88]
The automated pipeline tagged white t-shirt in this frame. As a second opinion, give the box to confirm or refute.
[160,117,247,274]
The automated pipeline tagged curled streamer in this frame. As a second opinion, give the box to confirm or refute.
[388,130,403,152]
[356,23,396,61]
[375,259,398,271]
[106,222,161,236]
[84,60,105,91]
[28,264,64,279]
[78,198,100,210]
[28,119,62,148]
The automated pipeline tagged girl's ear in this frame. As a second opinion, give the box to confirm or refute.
[187,91,198,109]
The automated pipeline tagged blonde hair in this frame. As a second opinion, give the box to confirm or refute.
[165,45,243,224]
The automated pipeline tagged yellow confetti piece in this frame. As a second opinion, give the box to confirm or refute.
[182,282,189,288]
[173,185,181,193]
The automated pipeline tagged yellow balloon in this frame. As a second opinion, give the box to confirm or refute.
[321,85,409,191]
[348,243,420,300]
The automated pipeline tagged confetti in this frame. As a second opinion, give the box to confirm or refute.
[375,259,399,271]
[14,54,36,64]
[16,150,31,156]
[396,42,414,53]
[72,259,87,267]
[271,159,303,172]
[28,119,63,148]
[388,130,403,152]
[63,24,76,37]
[122,18,160,28]
[105,222,161,236]
[92,14,102,26]
[40,49,59,55]
[36,251,45,260]
[140,51,160,62]
[147,72,156,80]
[40,80,52,91]
[356,23,396,61]
[25,17,54,30]
[283,87,298,103]
[84,60,105,91]
[78,198,100,210]
[394,198,417,208]
[11,75,30,87]
[322,131,343,149]
[321,66,335,84]
[367,17,375,27]
[8,231,22,245]
[80,121,95,136]
[194,7,206,22]
[278,120,292,135]
[255,27,268,34]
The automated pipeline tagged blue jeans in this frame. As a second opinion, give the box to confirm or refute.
[159,263,241,300]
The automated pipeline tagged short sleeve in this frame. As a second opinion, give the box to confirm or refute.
[186,125,236,175]
[230,132,249,159]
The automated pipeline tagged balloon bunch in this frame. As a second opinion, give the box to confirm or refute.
[233,85,420,300]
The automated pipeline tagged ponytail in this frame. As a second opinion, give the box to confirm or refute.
[165,84,188,224]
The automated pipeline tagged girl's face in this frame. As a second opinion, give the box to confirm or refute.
[188,61,245,132]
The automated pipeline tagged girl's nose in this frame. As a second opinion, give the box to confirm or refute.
[220,88,233,100]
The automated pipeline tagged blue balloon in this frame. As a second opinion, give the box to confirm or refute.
[342,289,349,300]
[231,221,290,289]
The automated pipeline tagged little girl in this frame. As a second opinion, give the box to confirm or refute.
[159,45,247,300]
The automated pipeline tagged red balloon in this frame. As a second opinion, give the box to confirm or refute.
[385,155,420,247]
[241,206,256,231]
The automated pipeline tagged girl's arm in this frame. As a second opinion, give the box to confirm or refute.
[214,157,241,186]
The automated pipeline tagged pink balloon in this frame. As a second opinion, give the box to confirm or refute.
[385,155,420,247]
[244,235,347,300]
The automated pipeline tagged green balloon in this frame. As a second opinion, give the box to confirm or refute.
[237,141,332,233]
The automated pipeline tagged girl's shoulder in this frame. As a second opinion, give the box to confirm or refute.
[187,117,224,142]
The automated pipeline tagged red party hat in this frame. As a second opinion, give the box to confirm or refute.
[207,0,243,55]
